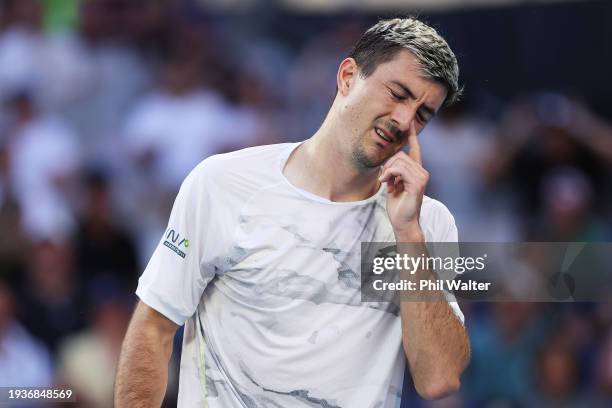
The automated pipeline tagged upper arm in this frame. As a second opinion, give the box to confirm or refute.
[130,300,179,339]
[135,159,236,325]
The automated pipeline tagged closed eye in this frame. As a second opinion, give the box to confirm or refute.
[388,80,437,121]
[389,90,407,101]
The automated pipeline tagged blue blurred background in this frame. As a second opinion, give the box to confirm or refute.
[0,0,610,407]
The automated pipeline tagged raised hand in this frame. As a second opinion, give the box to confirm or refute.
[379,121,428,239]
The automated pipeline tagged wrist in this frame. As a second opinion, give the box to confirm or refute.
[393,224,425,243]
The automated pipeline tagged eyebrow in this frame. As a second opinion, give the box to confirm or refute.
[390,80,437,118]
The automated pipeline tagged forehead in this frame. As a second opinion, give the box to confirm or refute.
[366,49,445,90]
[367,49,448,106]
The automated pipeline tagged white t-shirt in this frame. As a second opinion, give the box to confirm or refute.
[136,142,464,408]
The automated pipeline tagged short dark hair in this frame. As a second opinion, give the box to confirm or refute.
[348,17,462,107]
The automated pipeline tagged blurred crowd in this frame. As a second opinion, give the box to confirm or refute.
[0,1,610,407]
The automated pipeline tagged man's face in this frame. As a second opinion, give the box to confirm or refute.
[336,50,448,169]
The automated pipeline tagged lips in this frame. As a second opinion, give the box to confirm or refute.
[375,127,395,143]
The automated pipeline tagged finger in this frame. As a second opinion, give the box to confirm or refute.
[383,150,415,171]
[379,168,400,184]
[379,163,428,195]
[401,153,429,178]
[379,162,418,183]
[382,150,405,170]
[385,175,400,194]
[407,121,422,166]
[382,155,400,171]
[384,151,428,178]
[386,176,398,193]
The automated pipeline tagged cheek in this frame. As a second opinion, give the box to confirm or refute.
[343,93,372,123]
[342,84,393,128]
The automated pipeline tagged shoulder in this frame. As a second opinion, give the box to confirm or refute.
[420,196,457,242]
[195,142,293,176]
[421,196,455,225]
[186,142,296,193]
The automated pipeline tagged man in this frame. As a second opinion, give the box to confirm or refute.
[115,17,470,407]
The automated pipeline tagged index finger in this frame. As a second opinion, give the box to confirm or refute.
[407,121,421,165]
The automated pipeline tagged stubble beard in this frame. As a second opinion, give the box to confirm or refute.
[350,134,389,170]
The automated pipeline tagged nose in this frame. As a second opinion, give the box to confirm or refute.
[390,102,417,133]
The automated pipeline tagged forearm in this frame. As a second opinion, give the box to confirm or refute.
[114,303,176,407]
[395,229,470,399]
[401,295,469,398]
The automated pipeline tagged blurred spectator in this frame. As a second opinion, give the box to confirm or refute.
[212,66,285,150]
[0,141,27,288]
[72,168,139,292]
[463,303,549,405]
[287,20,366,139]
[3,90,80,240]
[484,94,612,239]
[0,0,44,100]
[420,102,516,241]
[204,21,290,146]
[0,0,93,112]
[57,278,132,408]
[121,54,240,257]
[19,239,86,352]
[529,340,592,407]
[64,0,152,161]
[535,166,612,241]
[594,330,612,400]
[0,278,53,387]
[123,55,230,190]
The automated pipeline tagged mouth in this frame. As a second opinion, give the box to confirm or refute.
[374,127,396,144]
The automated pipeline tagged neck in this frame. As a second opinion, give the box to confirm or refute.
[284,117,381,202]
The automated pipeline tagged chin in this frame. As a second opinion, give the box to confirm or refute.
[351,146,388,169]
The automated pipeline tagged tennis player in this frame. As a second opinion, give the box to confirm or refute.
[115,17,470,407]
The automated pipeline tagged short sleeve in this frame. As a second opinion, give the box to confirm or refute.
[438,223,465,325]
[427,200,465,325]
[136,161,226,325]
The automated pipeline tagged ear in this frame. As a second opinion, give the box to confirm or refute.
[336,58,358,96]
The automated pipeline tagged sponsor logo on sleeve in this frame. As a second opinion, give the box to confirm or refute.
[163,229,190,258]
